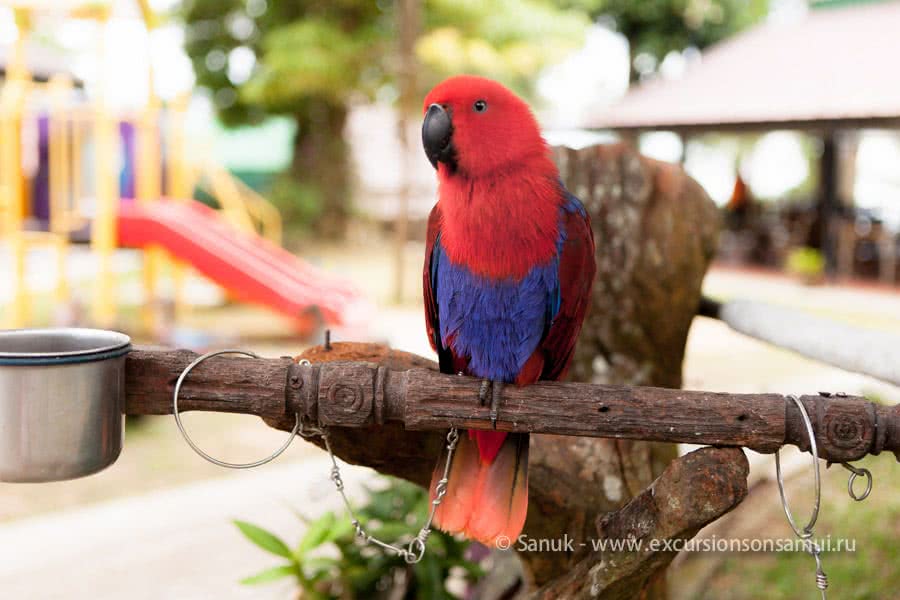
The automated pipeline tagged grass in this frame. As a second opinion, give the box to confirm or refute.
[686,453,900,599]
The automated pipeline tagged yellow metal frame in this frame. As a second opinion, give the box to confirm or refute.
[166,94,192,320]
[198,163,283,247]
[231,171,283,248]
[47,74,87,306]
[1,76,30,327]
[136,82,163,331]
[0,57,90,327]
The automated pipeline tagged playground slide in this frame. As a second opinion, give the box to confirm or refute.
[117,199,365,328]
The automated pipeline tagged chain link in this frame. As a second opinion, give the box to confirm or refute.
[312,422,459,564]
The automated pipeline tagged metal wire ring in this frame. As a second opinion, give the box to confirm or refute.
[842,463,873,501]
[173,349,300,469]
[406,537,426,564]
[775,394,821,538]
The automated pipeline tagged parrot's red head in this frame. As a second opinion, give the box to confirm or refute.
[422,75,549,179]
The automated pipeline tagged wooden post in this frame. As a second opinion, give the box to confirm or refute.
[880,228,897,285]
[817,129,838,274]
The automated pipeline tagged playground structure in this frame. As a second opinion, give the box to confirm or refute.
[0,2,362,334]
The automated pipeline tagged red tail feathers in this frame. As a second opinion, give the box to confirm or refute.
[430,431,529,547]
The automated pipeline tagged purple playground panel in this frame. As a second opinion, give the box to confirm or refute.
[29,116,137,235]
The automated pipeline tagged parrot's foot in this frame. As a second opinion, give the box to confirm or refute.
[478,379,504,429]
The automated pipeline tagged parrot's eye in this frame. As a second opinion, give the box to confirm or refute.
[473,100,487,113]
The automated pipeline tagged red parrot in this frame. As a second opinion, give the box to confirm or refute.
[421,75,596,546]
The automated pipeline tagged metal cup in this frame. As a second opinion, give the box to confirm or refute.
[0,328,131,482]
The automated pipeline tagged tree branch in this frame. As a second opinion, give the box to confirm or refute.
[529,446,749,600]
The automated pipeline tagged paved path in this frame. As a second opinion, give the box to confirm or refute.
[0,456,375,599]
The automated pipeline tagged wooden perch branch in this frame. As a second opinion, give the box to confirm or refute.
[530,446,749,600]
[125,346,900,464]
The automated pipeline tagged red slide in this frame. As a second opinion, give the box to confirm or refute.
[117,199,366,328]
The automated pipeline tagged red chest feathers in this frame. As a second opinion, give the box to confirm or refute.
[437,169,563,281]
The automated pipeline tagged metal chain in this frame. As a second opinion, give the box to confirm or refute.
[300,420,459,564]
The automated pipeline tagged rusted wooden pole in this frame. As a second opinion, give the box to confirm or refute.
[124,347,900,464]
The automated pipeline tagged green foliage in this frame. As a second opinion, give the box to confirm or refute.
[180,0,590,123]
[863,390,889,406]
[699,454,900,599]
[241,19,380,107]
[234,477,482,599]
[241,564,299,585]
[234,519,294,557]
[265,174,325,233]
[417,0,590,98]
[786,246,826,280]
[178,0,771,129]
[563,0,769,78]
[179,0,390,125]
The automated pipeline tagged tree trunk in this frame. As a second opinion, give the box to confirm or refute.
[290,97,351,237]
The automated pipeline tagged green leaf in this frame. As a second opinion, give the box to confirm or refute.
[327,513,356,542]
[234,520,293,558]
[369,522,416,542]
[413,554,446,599]
[295,511,336,558]
[239,564,297,586]
[302,555,339,578]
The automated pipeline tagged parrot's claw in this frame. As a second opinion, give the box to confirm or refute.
[489,381,504,429]
[477,379,503,428]
[479,379,491,406]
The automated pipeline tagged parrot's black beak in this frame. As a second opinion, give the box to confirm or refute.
[422,103,456,170]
